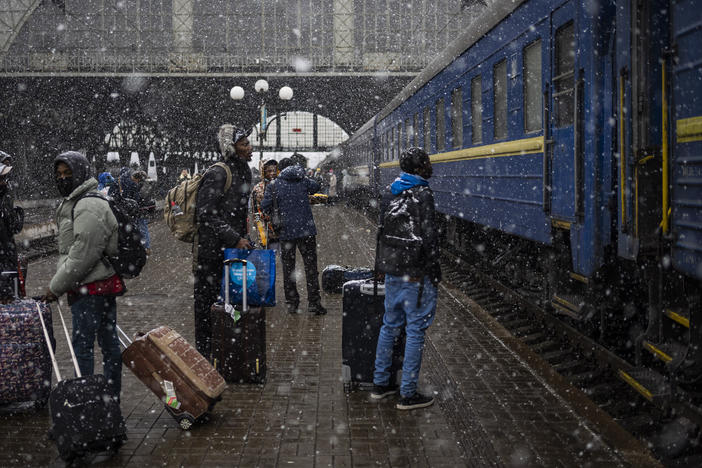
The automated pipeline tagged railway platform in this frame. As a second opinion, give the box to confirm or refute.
[0,204,660,467]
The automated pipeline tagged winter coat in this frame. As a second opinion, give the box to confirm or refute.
[376,173,441,284]
[261,165,320,241]
[195,157,252,261]
[50,177,119,297]
[0,195,23,298]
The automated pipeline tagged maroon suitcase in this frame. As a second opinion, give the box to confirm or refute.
[119,326,226,430]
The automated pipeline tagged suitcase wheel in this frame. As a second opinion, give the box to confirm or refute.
[177,413,196,430]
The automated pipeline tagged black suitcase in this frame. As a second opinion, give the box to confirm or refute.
[322,265,374,293]
[210,258,266,384]
[341,279,404,390]
[38,302,127,462]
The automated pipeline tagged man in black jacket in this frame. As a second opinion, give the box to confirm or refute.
[371,147,441,410]
[0,159,23,302]
[193,124,253,358]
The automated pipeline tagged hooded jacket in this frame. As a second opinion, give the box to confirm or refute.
[376,172,441,284]
[0,191,23,298]
[195,155,252,261]
[50,152,118,296]
[261,165,320,241]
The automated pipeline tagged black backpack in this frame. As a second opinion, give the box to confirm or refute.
[379,186,426,270]
[72,192,147,278]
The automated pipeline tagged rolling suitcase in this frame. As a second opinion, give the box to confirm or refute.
[38,302,127,463]
[211,258,266,384]
[118,325,226,430]
[0,297,53,407]
[0,271,53,407]
[322,265,374,293]
[341,279,404,390]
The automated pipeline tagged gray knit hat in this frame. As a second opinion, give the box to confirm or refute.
[218,124,251,158]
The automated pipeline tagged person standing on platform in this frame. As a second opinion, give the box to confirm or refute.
[97,172,116,195]
[261,156,326,315]
[193,124,253,359]
[251,159,279,251]
[178,169,191,184]
[41,151,124,400]
[0,161,23,302]
[371,147,441,410]
[328,169,337,202]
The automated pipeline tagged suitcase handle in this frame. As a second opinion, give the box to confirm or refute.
[223,258,248,314]
[56,302,82,378]
[36,302,62,382]
[116,324,133,348]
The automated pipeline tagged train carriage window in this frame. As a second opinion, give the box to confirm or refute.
[451,87,463,148]
[523,39,543,132]
[494,60,507,140]
[397,123,402,156]
[471,76,482,144]
[436,98,446,151]
[405,118,412,148]
[554,22,575,127]
[424,107,431,150]
[414,113,419,146]
[391,127,396,160]
[385,130,390,161]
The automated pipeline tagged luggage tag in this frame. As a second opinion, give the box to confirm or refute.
[161,380,181,410]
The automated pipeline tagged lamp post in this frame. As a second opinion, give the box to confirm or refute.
[230,80,293,171]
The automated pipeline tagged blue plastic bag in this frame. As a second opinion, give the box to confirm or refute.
[220,248,276,307]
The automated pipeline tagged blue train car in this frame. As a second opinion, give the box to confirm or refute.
[334,0,702,400]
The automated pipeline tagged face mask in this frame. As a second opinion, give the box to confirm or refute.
[56,177,74,197]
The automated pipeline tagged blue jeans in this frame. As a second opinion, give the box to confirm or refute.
[71,295,122,399]
[374,274,437,398]
[138,218,151,249]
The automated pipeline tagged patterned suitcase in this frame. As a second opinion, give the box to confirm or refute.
[0,298,54,406]
[120,325,226,430]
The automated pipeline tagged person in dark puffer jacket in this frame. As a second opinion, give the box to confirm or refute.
[261,156,326,315]
[193,124,254,359]
[0,158,23,302]
[371,147,441,411]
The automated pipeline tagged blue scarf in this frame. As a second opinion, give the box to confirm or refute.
[390,172,429,195]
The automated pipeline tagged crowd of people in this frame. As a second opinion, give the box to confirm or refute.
[0,124,439,412]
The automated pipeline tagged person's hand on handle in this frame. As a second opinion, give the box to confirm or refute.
[41,288,58,303]
[236,238,253,250]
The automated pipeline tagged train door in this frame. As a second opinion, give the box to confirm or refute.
[670,0,702,281]
[549,2,578,222]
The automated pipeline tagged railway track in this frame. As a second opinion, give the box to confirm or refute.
[440,248,702,466]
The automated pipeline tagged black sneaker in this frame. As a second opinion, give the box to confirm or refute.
[370,384,398,400]
[309,304,327,315]
[287,303,300,314]
[396,392,434,410]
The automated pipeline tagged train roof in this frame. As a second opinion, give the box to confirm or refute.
[374,0,525,123]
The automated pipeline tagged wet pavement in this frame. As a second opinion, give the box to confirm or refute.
[0,204,658,467]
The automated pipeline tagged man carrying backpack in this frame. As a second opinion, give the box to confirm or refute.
[261,156,326,315]
[371,147,441,410]
[193,124,253,359]
[41,151,124,401]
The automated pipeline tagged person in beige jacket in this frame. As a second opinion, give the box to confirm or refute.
[42,151,123,400]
